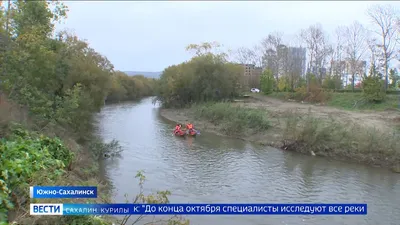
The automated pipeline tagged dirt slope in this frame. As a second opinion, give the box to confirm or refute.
[242,94,399,133]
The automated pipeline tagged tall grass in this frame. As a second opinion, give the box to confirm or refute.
[192,102,270,135]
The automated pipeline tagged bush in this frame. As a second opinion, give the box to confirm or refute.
[88,138,122,159]
[0,127,74,222]
[291,83,331,103]
[362,76,386,102]
[277,77,289,92]
[322,75,342,90]
[293,86,307,101]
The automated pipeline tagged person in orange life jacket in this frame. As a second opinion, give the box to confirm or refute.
[186,123,195,134]
[174,124,185,135]
[174,124,181,133]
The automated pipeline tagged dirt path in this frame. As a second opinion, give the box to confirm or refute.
[241,94,400,132]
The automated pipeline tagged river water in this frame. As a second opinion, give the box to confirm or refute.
[96,97,400,225]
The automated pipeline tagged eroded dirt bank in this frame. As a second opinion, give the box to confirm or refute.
[160,95,400,173]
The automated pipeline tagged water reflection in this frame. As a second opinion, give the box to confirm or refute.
[96,98,400,225]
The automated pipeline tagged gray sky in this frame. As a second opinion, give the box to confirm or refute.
[56,1,400,72]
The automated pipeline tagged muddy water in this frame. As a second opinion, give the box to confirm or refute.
[96,97,400,225]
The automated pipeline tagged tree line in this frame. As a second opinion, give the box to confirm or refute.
[155,4,400,108]
[0,1,155,139]
[155,42,243,108]
[233,4,400,92]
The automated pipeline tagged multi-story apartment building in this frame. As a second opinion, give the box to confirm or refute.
[240,64,263,89]
[262,45,306,79]
[287,47,307,77]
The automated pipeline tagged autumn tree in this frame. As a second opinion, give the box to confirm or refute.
[300,24,332,89]
[260,69,274,94]
[341,21,368,91]
[367,4,398,90]
[261,32,284,82]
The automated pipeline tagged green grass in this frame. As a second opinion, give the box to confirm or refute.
[265,91,400,111]
[327,92,399,111]
[192,102,270,135]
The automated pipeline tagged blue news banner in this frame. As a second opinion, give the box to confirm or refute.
[30,203,367,216]
[29,186,367,216]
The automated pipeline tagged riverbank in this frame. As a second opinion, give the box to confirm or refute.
[0,95,113,225]
[160,96,400,173]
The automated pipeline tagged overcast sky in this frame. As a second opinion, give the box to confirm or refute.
[56,1,400,72]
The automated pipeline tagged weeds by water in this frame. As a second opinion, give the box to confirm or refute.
[192,102,270,135]
[282,110,400,171]
[89,138,123,159]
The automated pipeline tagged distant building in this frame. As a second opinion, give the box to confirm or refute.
[287,47,307,77]
[240,64,263,89]
[262,46,306,78]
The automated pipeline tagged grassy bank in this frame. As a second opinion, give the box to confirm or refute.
[281,112,400,172]
[161,102,400,173]
[192,102,270,135]
[0,97,114,224]
[266,92,399,111]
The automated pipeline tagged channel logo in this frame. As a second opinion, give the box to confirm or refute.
[30,204,63,215]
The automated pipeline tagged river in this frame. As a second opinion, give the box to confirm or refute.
[96,97,400,225]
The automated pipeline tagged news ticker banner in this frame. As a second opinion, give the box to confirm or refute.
[30,186,97,198]
[30,203,367,216]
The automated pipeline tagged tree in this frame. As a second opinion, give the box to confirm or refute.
[367,4,398,90]
[261,32,284,82]
[155,43,242,107]
[300,24,332,89]
[331,27,345,74]
[362,76,386,102]
[389,68,399,88]
[233,44,264,68]
[366,38,378,77]
[260,69,274,94]
[186,41,222,56]
[341,21,368,91]
[234,46,254,65]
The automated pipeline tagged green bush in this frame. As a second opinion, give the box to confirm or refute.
[362,76,386,102]
[0,127,74,222]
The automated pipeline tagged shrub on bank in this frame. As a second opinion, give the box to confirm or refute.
[0,126,74,222]
[192,102,270,135]
[362,76,386,102]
